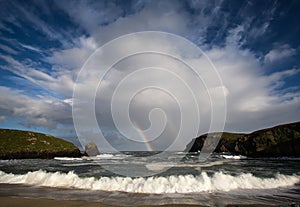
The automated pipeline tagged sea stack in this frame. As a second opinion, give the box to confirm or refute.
[85,142,100,156]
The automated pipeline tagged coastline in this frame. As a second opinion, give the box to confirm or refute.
[0,197,278,207]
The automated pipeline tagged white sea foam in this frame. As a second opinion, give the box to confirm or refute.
[62,163,99,167]
[146,160,226,171]
[0,170,299,194]
[97,154,114,158]
[221,155,247,159]
[54,157,83,161]
[54,153,129,161]
[146,162,170,171]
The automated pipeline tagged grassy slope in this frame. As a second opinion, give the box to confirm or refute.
[0,129,80,158]
[217,122,299,144]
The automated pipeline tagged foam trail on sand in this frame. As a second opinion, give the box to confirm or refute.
[0,170,299,194]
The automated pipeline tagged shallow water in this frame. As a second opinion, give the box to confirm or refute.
[0,152,299,206]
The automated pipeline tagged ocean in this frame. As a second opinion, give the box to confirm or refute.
[0,152,299,206]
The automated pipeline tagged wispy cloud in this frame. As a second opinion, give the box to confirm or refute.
[0,54,74,97]
[0,1,74,48]
[0,43,18,55]
[19,43,41,52]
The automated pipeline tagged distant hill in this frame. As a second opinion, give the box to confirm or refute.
[186,122,300,157]
[0,129,81,159]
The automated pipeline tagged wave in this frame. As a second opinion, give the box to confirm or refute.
[0,170,299,194]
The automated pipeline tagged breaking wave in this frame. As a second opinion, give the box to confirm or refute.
[0,170,299,194]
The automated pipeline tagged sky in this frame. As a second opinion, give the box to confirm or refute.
[0,0,300,151]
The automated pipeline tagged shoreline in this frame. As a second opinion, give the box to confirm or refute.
[0,197,205,207]
[0,197,279,207]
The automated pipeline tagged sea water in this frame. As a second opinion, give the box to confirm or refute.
[0,152,299,206]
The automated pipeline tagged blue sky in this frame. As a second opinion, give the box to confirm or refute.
[0,0,300,150]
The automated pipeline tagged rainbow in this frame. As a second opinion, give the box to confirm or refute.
[134,121,154,151]
[133,119,184,151]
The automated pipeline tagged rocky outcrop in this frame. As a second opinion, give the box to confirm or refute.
[0,129,81,159]
[186,122,300,157]
[85,142,100,156]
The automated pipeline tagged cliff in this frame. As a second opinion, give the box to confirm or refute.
[186,122,300,157]
[0,129,81,159]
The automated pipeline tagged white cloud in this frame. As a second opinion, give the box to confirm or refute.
[54,0,124,35]
[0,43,18,55]
[0,54,75,97]
[207,45,300,113]
[47,36,97,70]
[264,44,296,63]
[0,86,73,130]
[68,32,300,150]
[0,116,6,123]
[0,22,14,33]
[0,1,73,47]
[19,43,41,52]
[226,25,245,46]
[55,0,220,45]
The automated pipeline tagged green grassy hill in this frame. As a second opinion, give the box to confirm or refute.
[0,129,81,159]
[187,122,300,157]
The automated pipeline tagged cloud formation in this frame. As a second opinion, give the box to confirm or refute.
[0,0,299,150]
[0,86,72,129]
[264,44,297,64]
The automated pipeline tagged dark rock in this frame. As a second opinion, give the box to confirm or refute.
[186,122,300,157]
[85,142,100,156]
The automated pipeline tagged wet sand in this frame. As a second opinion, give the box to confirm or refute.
[0,197,280,207]
[0,197,206,207]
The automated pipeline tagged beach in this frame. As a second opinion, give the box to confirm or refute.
[0,197,208,207]
[0,197,279,207]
